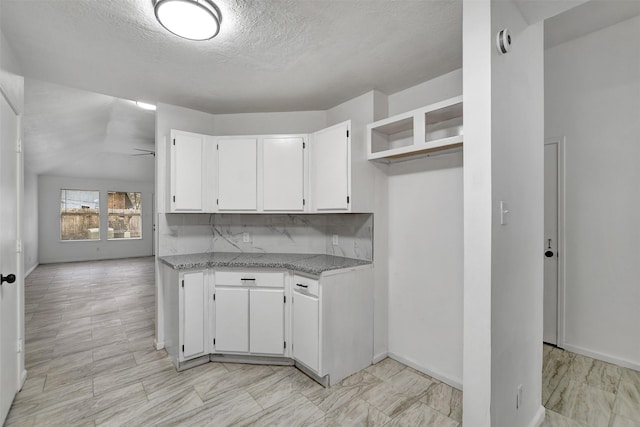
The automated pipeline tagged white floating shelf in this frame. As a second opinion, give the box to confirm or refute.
[367,96,463,163]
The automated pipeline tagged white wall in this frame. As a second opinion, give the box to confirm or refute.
[385,70,464,388]
[463,1,544,425]
[327,90,389,360]
[545,15,640,368]
[490,2,545,426]
[38,175,154,263]
[23,171,38,274]
[215,111,326,135]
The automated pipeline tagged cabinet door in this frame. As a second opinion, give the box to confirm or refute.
[215,288,249,353]
[182,271,206,358]
[292,290,319,372]
[218,138,257,211]
[249,288,285,355]
[263,137,304,211]
[310,121,350,211]
[171,131,204,212]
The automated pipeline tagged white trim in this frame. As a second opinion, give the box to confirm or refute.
[544,137,566,348]
[19,370,27,390]
[372,351,388,364]
[0,85,20,116]
[154,338,165,350]
[562,343,640,372]
[529,406,546,427]
[388,352,462,391]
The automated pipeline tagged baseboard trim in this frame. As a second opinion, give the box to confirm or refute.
[529,406,546,427]
[19,369,27,390]
[373,352,388,364]
[562,343,640,371]
[25,263,39,278]
[154,339,165,350]
[387,352,462,391]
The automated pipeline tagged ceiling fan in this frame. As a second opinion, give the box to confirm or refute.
[132,148,156,157]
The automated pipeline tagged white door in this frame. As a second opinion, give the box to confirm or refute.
[310,122,350,211]
[182,271,206,359]
[0,92,19,424]
[263,137,304,211]
[215,288,249,352]
[171,131,204,212]
[544,142,559,345]
[292,290,319,372]
[249,288,284,355]
[218,138,257,211]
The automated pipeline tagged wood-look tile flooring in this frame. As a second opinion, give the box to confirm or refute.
[541,345,640,427]
[7,257,463,426]
[10,257,638,426]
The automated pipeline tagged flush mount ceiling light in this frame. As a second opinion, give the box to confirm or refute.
[154,0,222,41]
[136,101,157,111]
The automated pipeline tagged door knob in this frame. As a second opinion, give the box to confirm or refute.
[544,250,554,258]
[1,274,16,284]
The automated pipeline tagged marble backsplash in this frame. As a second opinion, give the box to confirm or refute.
[157,213,373,261]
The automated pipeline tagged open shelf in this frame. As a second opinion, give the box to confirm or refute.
[367,96,463,163]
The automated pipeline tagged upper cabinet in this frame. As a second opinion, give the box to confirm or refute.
[263,137,305,212]
[367,96,463,162]
[217,138,258,211]
[170,130,205,212]
[165,121,354,214]
[310,121,351,212]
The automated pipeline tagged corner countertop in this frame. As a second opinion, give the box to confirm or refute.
[158,252,372,276]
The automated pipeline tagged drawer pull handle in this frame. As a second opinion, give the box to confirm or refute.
[296,283,308,288]
[241,278,256,281]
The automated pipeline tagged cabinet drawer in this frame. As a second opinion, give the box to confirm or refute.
[293,275,319,297]
[215,271,285,288]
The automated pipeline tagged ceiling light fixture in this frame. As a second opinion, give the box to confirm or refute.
[136,101,157,111]
[154,0,222,41]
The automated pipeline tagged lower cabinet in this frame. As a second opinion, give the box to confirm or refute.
[292,277,320,373]
[162,263,373,386]
[182,270,208,359]
[250,288,285,355]
[214,271,286,356]
[214,288,249,353]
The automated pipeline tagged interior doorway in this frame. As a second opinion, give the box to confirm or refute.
[543,137,565,347]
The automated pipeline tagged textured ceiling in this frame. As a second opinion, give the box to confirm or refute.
[1,0,463,114]
[24,79,156,182]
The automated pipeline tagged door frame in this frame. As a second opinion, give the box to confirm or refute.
[544,137,566,347]
[0,82,26,423]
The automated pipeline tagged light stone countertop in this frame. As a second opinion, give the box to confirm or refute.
[158,252,372,276]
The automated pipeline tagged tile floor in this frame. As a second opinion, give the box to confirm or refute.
[6,257,462,426]
[7,257,639,426]
[541,344,640,427]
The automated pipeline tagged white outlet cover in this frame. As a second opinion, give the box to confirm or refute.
[332,234,339,245]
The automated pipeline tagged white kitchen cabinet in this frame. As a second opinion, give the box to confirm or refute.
[214,271,286,356]
[170,130,205,212]
[161,265,210,370]
[181,271,208,358]
[250,288,285,355]
[214,287,249,353]
[217,138,258,211]
[310,121,351,211]
[263,137,305,211]
[292,281,319,372]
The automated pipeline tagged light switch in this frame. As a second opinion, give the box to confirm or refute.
[332,234,339,245]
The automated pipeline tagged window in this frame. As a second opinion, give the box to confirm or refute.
[60,190,100,240]
[108,192,142,239]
